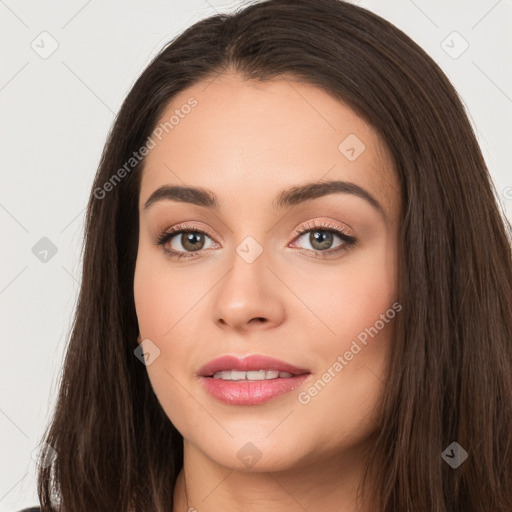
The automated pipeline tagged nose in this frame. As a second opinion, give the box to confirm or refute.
[211,243,285,332]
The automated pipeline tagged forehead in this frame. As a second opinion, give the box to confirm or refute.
[139,71,399,220]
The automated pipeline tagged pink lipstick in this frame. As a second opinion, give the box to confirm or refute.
[198,354,311,405]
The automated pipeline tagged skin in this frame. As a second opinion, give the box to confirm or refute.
[133,70,401,512]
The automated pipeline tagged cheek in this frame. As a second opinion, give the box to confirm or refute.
[133,252,197,433]
[294,243,398,446]
[133,254,197,399]
[134,260,160,337]
[133,244,183,337]
[291,237,398,351]
[293,281,397,456]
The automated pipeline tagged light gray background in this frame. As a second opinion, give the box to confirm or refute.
[1,1,511,510]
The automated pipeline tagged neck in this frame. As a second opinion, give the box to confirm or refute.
[172,437,380,512]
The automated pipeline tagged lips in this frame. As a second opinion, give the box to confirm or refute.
[198,354,310,377]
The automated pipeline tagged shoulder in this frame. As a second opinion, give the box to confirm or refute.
[18,508,41,512]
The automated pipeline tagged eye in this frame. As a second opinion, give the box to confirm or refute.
[154,220,357,260]
[290,220,357,258]
[153,223,218,260]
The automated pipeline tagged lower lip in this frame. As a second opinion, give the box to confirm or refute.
[200,374,311,405]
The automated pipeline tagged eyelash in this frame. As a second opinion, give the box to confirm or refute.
[153,220,357,260]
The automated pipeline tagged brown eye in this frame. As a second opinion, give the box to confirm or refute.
[304,230,336,251]
[161,230,216,255]
[153,223,219,260]
[291,221,357,258]
[176,232,206,252]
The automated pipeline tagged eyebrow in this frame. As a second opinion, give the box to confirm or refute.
[143,180,387,219]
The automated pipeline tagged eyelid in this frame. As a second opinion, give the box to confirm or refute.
[155,218,352,242]
[291,218,354,239]
[151,221,218,245]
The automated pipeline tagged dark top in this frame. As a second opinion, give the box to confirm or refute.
[19,508,41,512]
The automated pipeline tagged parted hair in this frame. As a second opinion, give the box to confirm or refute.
[36,1,512,511]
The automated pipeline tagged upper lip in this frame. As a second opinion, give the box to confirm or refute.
[198,354,310,377]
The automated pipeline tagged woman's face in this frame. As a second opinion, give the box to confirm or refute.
[133,71,401,473]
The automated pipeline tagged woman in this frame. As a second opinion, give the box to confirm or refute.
[24,0,512,510]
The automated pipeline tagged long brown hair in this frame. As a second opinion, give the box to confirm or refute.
[36,0,512,510]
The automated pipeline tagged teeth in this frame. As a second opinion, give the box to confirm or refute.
[212,370,294,380]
